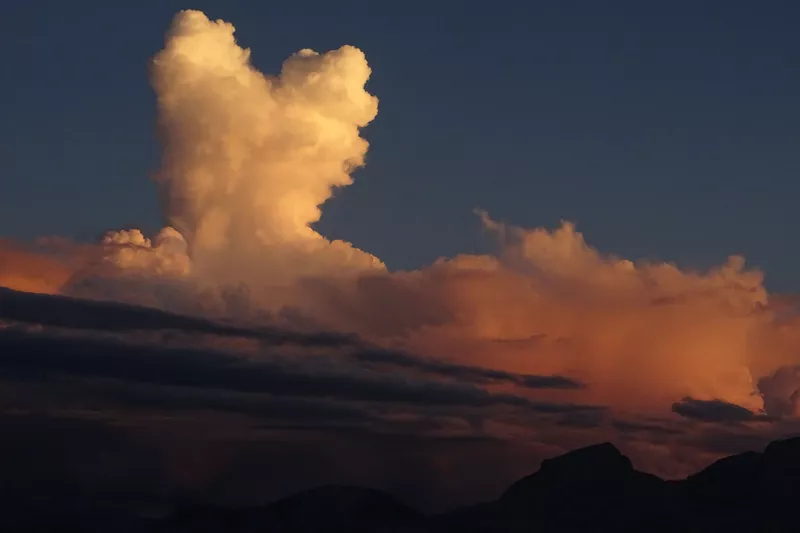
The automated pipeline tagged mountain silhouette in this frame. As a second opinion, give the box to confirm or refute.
[6,437,800,532]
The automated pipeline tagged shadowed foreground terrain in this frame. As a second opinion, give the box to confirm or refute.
[6,436,799,532]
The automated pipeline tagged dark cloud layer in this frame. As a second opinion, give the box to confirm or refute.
[352,348,585,390]
[2,280,798,512]
[0,286,355,347]
[0,288,607,511]
[0,284,800,507]
[671,397,767,423]
[1,328,585,410]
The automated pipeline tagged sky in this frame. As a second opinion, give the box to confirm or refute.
[2,0,800,515]
[2,1,800,288]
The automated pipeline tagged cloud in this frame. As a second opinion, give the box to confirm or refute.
[97,10,383,307]
[671,397,767,423]
[0,240,75,295]
[350,347,585,390]
[758,366,800,418]
[0,325,597,414]
[0,305,604,510]
[0,287,584,394]
[100,227,191,277]
[0,286,355,347]
[611,419,683,437]
[299,218,773,416]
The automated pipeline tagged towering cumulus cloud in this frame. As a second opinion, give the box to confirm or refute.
[102,10,382,309]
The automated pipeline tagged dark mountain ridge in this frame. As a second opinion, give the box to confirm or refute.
[9,437,800,532]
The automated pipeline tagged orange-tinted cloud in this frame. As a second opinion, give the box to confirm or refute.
[0,240,74,295]
[299,217,776,417]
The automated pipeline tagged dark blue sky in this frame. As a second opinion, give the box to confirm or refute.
[2,1,799,289]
